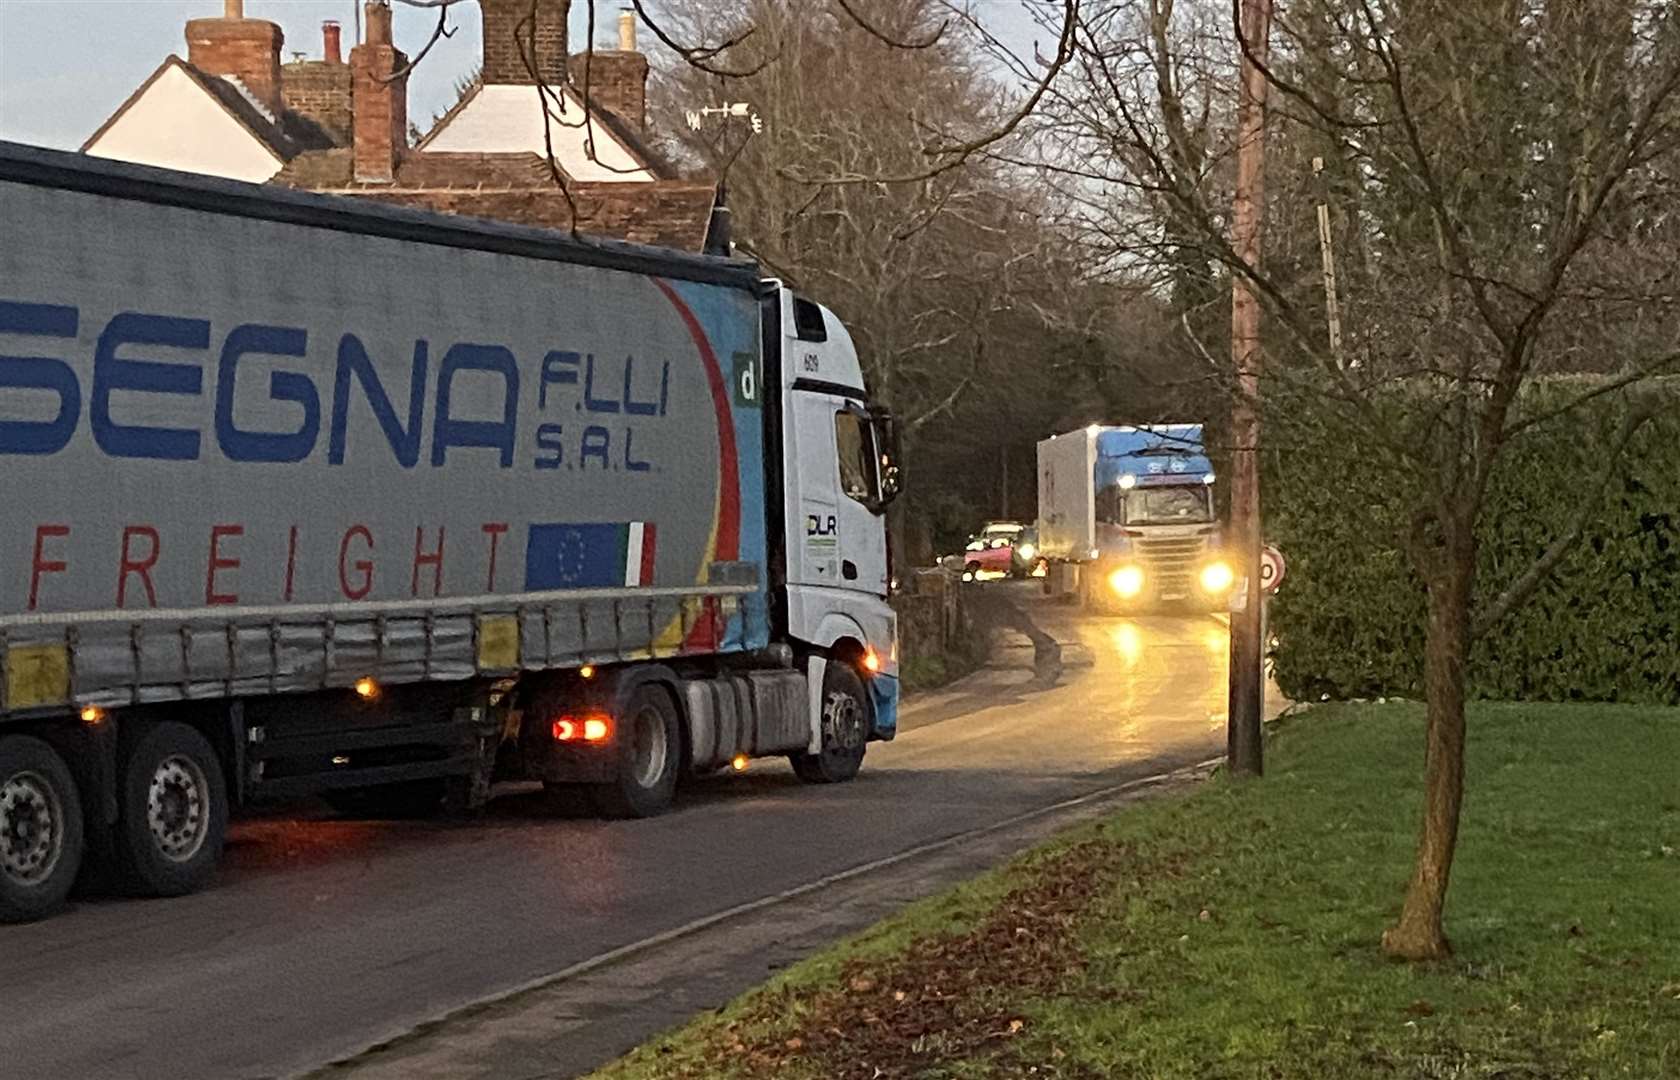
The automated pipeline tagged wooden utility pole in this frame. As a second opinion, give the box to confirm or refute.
[1227,0,1273,778]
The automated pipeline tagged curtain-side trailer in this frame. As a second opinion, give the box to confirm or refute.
[0,143,902,922]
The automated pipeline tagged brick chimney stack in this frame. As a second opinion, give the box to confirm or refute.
[480,0,568,87]
[574,8,649,135]
[185,0,286,117]
[350,0,409,183]
[282,20,351,145]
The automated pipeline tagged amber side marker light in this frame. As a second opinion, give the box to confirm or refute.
[731,754,750,772]
[354,677,379,700]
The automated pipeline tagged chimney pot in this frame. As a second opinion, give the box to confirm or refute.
[224,0,244,19]
[618,9,636,52]
[364,0,393,46]
[322,20,342,64]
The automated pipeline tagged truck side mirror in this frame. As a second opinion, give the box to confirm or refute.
[870,406,902,507]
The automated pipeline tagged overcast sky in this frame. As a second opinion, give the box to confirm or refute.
[0,1,1048,151]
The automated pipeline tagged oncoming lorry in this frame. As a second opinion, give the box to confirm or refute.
[1036,424,1231,611]
[0,143,901,922]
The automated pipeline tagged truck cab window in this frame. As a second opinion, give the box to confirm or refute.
[793,296,828,342]
[1125,487,1214,525]
[835,409,878,506]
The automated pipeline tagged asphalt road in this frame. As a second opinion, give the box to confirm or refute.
[1,588,1246,1080]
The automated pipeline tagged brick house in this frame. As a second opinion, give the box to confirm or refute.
[83,0,719,251]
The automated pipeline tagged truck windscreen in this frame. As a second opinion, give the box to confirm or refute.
[1098,485,1214,525]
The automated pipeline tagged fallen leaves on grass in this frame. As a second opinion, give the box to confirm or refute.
[677,838,1135,1080]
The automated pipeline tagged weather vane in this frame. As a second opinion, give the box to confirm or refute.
[684,102,763,135]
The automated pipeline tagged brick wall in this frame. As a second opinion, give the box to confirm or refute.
[480,0,568,87]
[185,15,284,116]
[284,61,352,145]
[572,51,648,134]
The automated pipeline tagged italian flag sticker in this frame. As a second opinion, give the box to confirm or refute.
[624,521,657,586]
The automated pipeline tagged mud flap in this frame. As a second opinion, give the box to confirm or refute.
[868,673,900,741]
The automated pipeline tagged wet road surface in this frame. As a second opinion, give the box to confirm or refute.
[1,589,1249,1079]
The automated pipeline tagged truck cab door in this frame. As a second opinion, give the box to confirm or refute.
[786,391,888,596]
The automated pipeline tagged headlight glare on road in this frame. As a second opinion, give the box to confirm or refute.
[1109,565,1145,597]
[1200,561,1235,593]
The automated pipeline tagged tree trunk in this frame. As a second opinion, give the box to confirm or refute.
[1382,528,1474,961]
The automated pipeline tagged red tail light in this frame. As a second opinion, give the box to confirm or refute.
[553,713,612,742]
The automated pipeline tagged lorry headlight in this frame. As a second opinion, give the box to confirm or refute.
[1016,542,1036,561]
[1109,565,1145,597]
[1200,561,1235,593]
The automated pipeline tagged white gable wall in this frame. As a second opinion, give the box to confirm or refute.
[86,64,282,183]
[421,85,654,182]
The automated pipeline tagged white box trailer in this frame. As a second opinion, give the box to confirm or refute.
[0,143,903,921]
[1036,426,1100,562]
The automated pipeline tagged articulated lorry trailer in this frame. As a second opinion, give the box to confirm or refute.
[0,143,902,922]
[1036,424,1231,611]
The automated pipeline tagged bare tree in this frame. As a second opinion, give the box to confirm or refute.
[649,1,1100,437]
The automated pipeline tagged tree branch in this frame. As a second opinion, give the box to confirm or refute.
[781,0,1078,186]
[379,5,456,85]
[833,0,946,50]
[627,0,773,77]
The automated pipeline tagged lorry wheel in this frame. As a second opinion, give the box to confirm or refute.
[111,722,226,898]
[0,735,85,923]
[791,662,868,784]
[590,685,680,819]
[323,779,447,819]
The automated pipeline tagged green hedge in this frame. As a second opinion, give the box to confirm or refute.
[1265,385,1680,705]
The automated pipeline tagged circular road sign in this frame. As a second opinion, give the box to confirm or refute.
[1260,546,1286,593]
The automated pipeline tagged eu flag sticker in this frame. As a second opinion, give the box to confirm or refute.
[525,522,658,589]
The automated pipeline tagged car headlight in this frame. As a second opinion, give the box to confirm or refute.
[1200,561,1235,593]
[1108,565,1144,597]
[1017,543,1036,561]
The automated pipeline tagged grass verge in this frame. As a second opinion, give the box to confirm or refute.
[589,702,1680,1079]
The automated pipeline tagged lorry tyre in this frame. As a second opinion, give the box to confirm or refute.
[323,779,447,819]
[0,735,85,923]
[111,722,226,898]
[791,662,868,784]
[590,685,680,819]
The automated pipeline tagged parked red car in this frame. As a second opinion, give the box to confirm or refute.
[959,522,1042,580]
